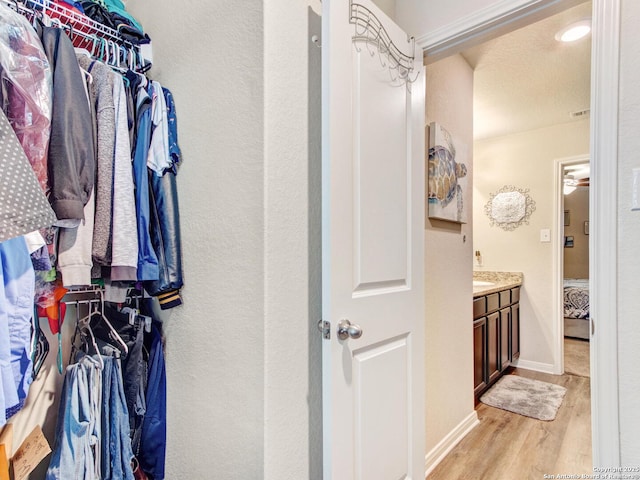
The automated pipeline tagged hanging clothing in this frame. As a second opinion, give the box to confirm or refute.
[110,74,138,281]
[100,356,135,480]
[136,311,166,480]
[92,305,147,444]
[0,3,52,195]
[146,81,170,176]
[57,68,96,288]
[77,55,116,269]
[46,354,102,480]
[0,1,175,477]
[80,0,148,45]
[0,108,56,243]
[163,87,182,174]
[0,236,35,424]
[131,82,158,281]
[143,84,183,309]
[39,25,96,226]
[144,169,183,309]
[57,190,96,287]
[54,0,85,14]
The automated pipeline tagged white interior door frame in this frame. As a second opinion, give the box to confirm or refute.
[553,154,590,377]
[416,0,621,467]
[589,0,621,468]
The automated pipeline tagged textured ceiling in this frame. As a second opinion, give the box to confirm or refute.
[462,1,592,141]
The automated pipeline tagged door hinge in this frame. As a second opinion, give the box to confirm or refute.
[317,320,330,339]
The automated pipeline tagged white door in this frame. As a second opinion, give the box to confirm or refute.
[321,1,425,479]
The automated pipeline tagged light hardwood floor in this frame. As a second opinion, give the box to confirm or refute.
[427,368,592,480]
[564,337,590,378]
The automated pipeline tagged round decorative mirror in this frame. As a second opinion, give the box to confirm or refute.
[485,185,536,231]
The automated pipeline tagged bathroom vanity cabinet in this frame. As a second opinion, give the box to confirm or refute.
[473,285,521,399]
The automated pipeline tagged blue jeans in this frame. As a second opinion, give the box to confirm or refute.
[47,353,136,480]
[101,356,135,480]
[46,354,102,480]
[101,305,147,440]
[137,314,166,480]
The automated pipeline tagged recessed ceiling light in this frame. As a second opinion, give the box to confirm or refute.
[556,20,591,42]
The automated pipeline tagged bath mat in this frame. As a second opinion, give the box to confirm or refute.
[480,375,567,421]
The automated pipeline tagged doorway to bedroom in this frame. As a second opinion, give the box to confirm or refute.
[561,159,591,378]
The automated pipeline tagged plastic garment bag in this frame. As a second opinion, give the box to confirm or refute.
[0,3,52,195]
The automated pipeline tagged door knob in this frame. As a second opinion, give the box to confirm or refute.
[337,319,363,340]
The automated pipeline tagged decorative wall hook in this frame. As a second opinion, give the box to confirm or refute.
[349,1,417,86]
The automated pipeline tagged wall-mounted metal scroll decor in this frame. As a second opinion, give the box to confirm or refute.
[350,1,417,85]
[484,185,536,231]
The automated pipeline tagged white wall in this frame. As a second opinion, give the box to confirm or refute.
[474,120,590,370]
[617,0,640,466]
[425,54,476,454]
[263,2,323,479]
[126,1,323,478]
[127,2,266,477]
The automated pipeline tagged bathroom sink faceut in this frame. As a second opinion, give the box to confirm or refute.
[473,280,495,287]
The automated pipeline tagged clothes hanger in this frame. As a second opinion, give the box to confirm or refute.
[31,306,49,378]
[74,290,128,358]
[88,289,129,356]
[110,40,119,68]
[127,45,135,71]
[72,301,105,369]
[75,37,97,85]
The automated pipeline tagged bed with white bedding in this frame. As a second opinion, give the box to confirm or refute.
[564,278,590,339]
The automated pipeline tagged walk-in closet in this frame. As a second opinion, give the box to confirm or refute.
[0,1,183,477]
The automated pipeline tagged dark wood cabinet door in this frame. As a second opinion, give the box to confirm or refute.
[511,303,520,359]
[474,288,522,400]
[500,308,510,369]
[487,312,500,383]
[473,318,487,395]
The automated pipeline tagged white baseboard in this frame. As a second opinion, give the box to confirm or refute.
[424,411,479,477]
[511,358,556,375]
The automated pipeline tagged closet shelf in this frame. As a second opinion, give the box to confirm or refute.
[61,285,147,306]
[1,0,150,71]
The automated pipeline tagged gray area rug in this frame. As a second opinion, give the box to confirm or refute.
[480,375,567,421]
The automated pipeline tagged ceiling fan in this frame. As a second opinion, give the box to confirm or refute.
[563,174,590,194]
[563,163,590,193]
[565,176,590,186]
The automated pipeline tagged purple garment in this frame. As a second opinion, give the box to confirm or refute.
[0,3,52,195]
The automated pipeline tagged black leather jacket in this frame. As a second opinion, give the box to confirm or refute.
[143,168,183,309]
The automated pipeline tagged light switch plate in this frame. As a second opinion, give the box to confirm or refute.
[540,229,551,243]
